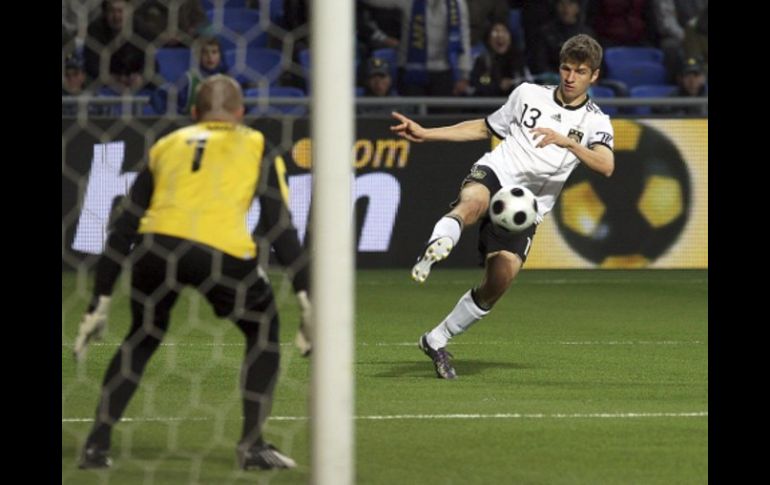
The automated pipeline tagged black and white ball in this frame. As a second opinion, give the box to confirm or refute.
[489,185,538,233]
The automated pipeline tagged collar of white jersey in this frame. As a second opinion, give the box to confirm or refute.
[552,87,590,111]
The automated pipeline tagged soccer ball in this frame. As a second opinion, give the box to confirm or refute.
[489,185,538,233]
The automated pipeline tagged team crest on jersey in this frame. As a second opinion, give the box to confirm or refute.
[469,166,487,180]
[567,128,584,143]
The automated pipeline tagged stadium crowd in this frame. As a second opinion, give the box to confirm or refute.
[62,0,708,116]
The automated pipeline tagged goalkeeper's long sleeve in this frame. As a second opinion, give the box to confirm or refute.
[89,168,153,310]
[254,156,310,295]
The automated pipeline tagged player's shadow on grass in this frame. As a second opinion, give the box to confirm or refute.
[373,359,534,378]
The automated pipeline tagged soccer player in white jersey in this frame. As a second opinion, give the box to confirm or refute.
[390,34,615,379]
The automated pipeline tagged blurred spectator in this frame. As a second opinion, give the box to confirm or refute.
[83,0,155,83]
[358,56,418,115]
[470,22,532,97]
[63,54,88,96]
[151,37,229,115]
[683,4,707,77]
[586,0,656,47]
[357,1,401,54]
[108,46,151,92]
[362,0,472,97]
[357,57,395,115]
[509,0,554,71]
[652,0,706,83]
[62,0,79,47]
[652,56,707,116]
[62,54,90,117]
[363,57,396,96]
[467,0,509,46]
[134,0,210,48]
[531,0,595,75]
[95,44,158,116]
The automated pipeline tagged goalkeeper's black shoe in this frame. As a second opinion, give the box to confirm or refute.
[418,333,457,379]
[237,442,297,470]
[78,445,112,469]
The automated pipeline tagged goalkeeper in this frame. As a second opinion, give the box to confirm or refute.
[75,75,308,471]
[74,153,312,361]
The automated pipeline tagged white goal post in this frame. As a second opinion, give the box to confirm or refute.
[310,1,355,484]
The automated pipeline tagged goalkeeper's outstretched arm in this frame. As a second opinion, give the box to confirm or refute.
[74,168,153,361]
[254,156,312,356]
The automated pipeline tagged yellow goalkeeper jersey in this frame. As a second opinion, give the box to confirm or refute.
[138,121,265,259]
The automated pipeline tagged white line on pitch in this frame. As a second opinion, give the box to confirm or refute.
[61,340,704,348]
[362,341,704,346]
[62,411,707,423]
[357,278,707,286]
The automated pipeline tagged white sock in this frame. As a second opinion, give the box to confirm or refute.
[426,290,490,349]
[428,216,463,247]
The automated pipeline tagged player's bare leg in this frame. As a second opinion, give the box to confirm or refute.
[420,251,521,379]
[475,251,523,307]
[412,183,491,283]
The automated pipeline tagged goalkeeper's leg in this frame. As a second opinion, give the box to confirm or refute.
[81,249,179,465]
[234,310,282,462]
[204,259,291,469]
[234,307,295,469]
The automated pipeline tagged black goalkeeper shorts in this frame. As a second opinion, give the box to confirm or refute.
[130,234,279,339]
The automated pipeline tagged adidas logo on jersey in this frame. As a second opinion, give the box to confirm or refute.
[551,113,562,123]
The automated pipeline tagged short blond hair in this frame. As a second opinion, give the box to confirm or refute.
[195,74,243,116]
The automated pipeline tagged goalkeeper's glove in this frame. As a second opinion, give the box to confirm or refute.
[294,290,312,357]
[73,295,111,362]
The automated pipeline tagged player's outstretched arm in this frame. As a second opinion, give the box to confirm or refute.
[390,111,490,143]
[390,111,429,142]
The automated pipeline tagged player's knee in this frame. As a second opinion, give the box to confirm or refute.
[487,251,521,285]
[455,198,487,225]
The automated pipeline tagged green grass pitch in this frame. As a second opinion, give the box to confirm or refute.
[62,269,707,484]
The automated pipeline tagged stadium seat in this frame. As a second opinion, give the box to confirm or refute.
[629,84,677,115]
[206,7,259,27]
[589,85,615,98]
[225,47,283,86]
[155,48,193,83]
[604,47,664,65]
[214,32,268,54]
[244,86,306,115]
[207,8,267,50]
[297,49,310,88]
[269,0,284,23]
[94,86,158,116]
[589,85,618,115]
[605,61,667,89]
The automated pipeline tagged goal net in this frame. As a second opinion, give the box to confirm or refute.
[62,1,329,482]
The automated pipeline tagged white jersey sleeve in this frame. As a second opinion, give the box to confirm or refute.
[485,85,523,139]
[586,113,615,151]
